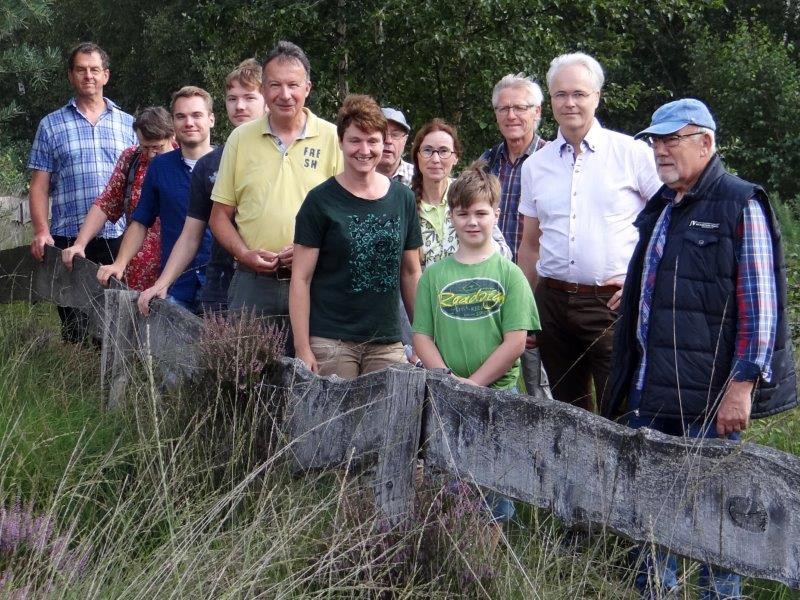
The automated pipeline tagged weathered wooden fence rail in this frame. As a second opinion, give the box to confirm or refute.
[0,196,31,251]
[1,244,799,588]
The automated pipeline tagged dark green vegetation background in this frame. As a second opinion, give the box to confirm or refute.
[3,0,800,201]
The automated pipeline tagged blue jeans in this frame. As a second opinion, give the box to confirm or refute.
[626,395,741,599]
[485,492,515,523]
[166,294,199,314]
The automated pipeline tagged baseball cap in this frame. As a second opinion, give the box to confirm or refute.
[634,98,716,140]
[381,107,410,133]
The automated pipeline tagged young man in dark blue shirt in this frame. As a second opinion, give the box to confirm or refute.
[97,86,215,312]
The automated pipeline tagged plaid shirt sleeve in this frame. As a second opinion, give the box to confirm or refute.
[732,198,777,382]
[27,118,54,172]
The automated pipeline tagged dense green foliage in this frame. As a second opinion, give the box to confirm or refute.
[2,1,800,200]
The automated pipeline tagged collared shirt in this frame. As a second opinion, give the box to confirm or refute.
[211,108,343,253]
[634,193,777,389]
[519,119,661,284]
[27,98,136,238]
[391,159,414,187]
[265,115,307,154]
[133,149,212,303]
[482,135,545,262]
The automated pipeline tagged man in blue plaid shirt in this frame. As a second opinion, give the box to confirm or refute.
[480,73,548,397]
[27,42,135,343]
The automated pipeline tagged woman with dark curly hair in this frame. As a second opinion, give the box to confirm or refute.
[290,94,422,377]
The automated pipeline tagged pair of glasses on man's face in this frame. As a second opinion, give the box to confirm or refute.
[641,131,705,148]
[387,130,407,140]
[493,104,534,116]
[419,147,454,159]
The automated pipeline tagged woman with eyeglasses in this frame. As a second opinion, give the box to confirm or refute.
[411,119,511,269]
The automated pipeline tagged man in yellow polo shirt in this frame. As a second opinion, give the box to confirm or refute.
[210,41,342,321]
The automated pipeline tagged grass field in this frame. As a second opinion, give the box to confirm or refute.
[1,198,798,599]
[0,300,798,599]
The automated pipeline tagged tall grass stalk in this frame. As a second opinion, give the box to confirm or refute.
[0,302,798,597]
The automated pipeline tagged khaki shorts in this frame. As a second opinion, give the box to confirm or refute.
[309,336,406,378]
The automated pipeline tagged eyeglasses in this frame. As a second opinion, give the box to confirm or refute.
[420,146,454,159]
[494,104,534,116]
[642,131,705,148]
[550,91,594,103]
[387,130,408,140]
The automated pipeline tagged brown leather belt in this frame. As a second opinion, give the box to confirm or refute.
[543,277,619,295]
[235,262,292,280]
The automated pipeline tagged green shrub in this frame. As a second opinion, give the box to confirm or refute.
[689,20,800,201]
[0,140,28,196]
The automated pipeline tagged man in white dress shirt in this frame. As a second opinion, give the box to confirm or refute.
[517,52,661,411]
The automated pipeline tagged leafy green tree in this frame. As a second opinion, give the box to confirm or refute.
[0,1,61,193]
[0,0,59,127]
[689,19,800,199]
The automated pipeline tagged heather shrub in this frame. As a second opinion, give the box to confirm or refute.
[0,500,92,598]
[321,474,502,596]
[169,310,288,486]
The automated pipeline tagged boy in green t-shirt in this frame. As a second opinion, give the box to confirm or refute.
[412,161,540,527]
[412,161,540,390]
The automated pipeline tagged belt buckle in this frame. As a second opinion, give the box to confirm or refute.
[276,266,292,281]
[566,281,579,294]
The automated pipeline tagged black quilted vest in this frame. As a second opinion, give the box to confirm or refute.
[605,155,797,420]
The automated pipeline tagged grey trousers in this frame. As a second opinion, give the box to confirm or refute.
[520,347,553,400]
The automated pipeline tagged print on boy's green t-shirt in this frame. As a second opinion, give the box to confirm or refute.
[413,252,540,389]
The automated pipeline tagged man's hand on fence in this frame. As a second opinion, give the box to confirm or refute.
[716,379,754,436]
[97,263,124,287]
[30,231,54,262]
[296,347,318,374]
[61,244,85,270]
[137,284,168,316]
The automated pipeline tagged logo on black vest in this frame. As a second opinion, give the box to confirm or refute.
[689,220,720,230]
[438,278,505,320]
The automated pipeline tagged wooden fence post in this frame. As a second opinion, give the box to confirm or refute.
[283,359,426,522]
[100,289,138,410]
[371,364,426,521]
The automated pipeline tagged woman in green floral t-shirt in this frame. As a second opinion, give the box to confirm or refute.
[410,119,511,269]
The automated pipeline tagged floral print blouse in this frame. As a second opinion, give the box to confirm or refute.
[417,178,513,269]
[93,145,164,291]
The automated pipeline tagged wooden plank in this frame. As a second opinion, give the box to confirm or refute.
[0,245,37,303]
[372,364,426,520]
[282,358,425,521]
[423,370,800,588]
[100,289,139,410]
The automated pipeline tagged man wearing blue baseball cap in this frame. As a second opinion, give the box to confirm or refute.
[606,98,797,597]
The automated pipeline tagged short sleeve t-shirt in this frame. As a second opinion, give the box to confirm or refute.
[413,252,540,389]
[294,177,422,343]
[187,145,233,274]
[211,110,343,253]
